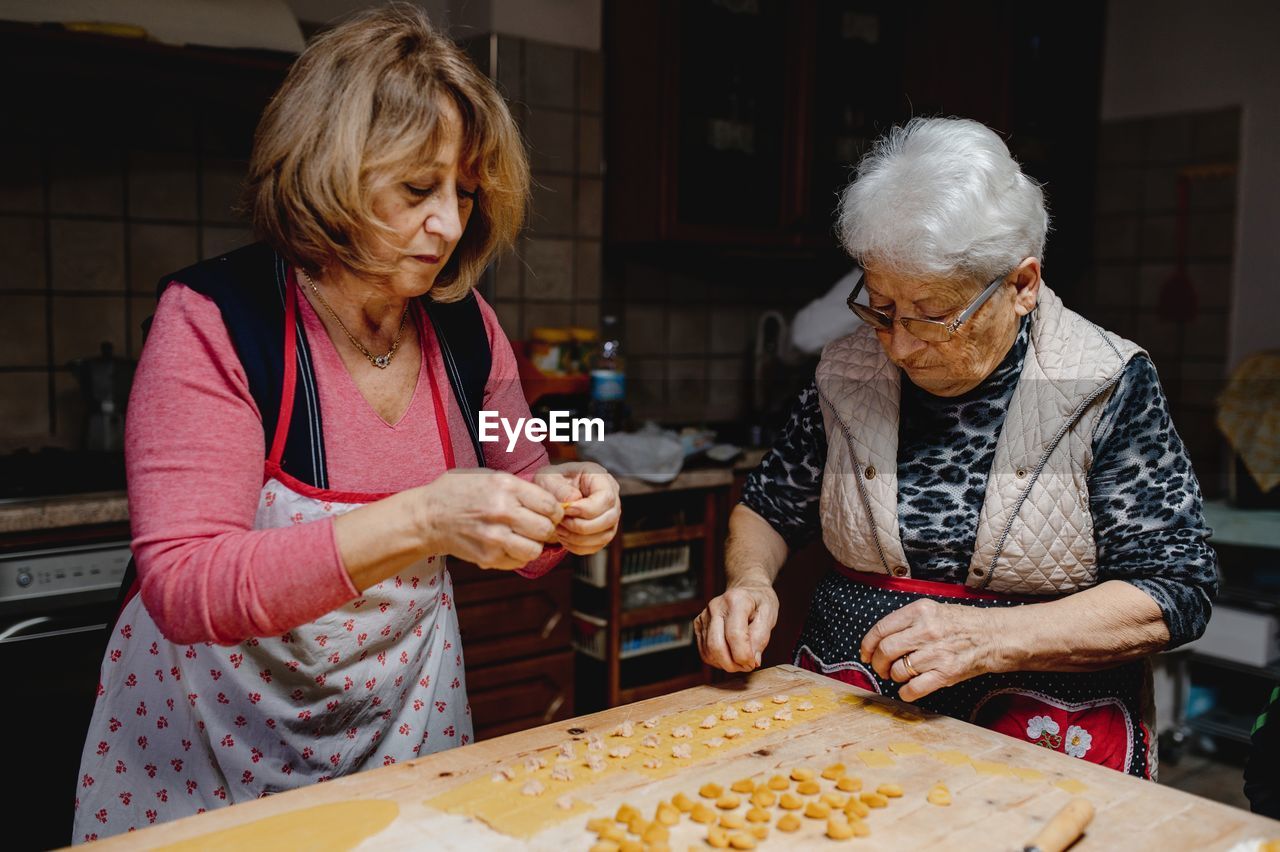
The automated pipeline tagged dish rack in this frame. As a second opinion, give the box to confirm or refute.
[575,543,691,587]
[571,611,695,661]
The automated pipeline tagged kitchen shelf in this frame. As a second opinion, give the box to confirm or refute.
[621,599,705,629]
[573,487,724,709]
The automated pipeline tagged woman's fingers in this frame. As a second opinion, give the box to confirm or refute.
[722,592,758,669]
[508,475,566,525]
[697,601,742,672]
[507,505,559,544]
[898,669,948,702]
[557,502,620,536]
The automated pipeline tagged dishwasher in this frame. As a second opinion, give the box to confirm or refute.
[0,538,131,851]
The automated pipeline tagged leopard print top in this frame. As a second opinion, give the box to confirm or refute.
[743,316,1218,647]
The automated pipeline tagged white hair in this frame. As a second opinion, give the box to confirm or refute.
[836,117,1049,284]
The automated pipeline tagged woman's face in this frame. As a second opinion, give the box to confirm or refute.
[366,102,477,300]
[863,259,1041,397]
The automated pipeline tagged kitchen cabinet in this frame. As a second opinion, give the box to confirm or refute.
[571,474,730,710]
[451,559,576,740]
[604,0,1105,279]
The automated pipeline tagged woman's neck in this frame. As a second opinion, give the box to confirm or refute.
[305,266,409,341]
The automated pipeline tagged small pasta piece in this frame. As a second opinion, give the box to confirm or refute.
[521,780,545,797]
[491,766,516,782]
[715,794,741,810]
[641,716,659,729]
[586,733,605,752]
[826,817,854,840]
[741,700,764,713]
[671,743,692,760]
[728,832,756,850]
[877,783,903,798]
[642,757,662,770]
[796,780,821,796]
[671,725,694,739]
[700,714,719,729]
[835,775,862,793]
[772,708,792,722]
[640,733,660,749]
[587,755,607,772]
[557,741,576,761]
[615,804,641,824]
[599,824,627,843]
[844,798,870,819]
[618,841,641,852]
[655,802,679,826]
[767,774,790,791]
[860,792,889,809]
[556,794,575,811]
[704,737,726,749]
[608,745,632,759]
[776,814,802,833]
[927,784,951,806]
[524,756,547,772]
[641,822,669,845]
[720,706,739,721]
[803,800,830,819]
[672,792,696,813]
[771,693,790,704]
[550,765,574,782]
[586,817,612,833]
[691,803,717,824]
[723,727,744,739]
[820,763,846,781]
[779,792,803,810]
[750,789,776,808]
[795,699,815,711]
[706,825,730,849]
[748,824,769,841]
[730,778,756,793]
[753,718,771,731]
[820,792,848,809]
[790,767,815,782]
[745,806,771,823]
[700,783,725,799]
[589,842,619,852]
[719,812,745,829]
[612,720,634,738]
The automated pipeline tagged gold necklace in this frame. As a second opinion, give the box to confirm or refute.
[300,269,409,369]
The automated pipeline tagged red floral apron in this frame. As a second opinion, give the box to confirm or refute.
[74,278,471,842]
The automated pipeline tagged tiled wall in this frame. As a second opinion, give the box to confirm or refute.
[462,35,604,342]
[0,91,256,451]
[1081,107,1240,496]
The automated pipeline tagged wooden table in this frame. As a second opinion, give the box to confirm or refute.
[85,666,1280,851]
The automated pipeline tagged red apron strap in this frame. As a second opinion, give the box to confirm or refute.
[423,308,457,470]
[835,562,1053,603]
[268,269,301,470]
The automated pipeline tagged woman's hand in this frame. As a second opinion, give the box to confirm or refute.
[859,598,1003,702]
[417,469,566,570]
[694,582,779,673]
[534,462,621,555]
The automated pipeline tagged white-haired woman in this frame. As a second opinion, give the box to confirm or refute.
[694,117,1216,778]
[73,6,619,841]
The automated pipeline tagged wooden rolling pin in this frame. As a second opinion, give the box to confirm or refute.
[1023,798,1096,852]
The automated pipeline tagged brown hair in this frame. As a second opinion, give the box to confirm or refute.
[245,3,529,302]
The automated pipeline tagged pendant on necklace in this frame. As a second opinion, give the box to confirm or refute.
[373,354,391,369]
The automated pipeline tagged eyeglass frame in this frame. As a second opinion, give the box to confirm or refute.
[844,267,1010,342]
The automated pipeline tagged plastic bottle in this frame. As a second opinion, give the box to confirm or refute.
[588,315,627,434]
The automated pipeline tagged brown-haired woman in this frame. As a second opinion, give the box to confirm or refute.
[73,6,619,840]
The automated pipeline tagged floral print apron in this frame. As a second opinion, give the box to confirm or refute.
[73,281,471,842]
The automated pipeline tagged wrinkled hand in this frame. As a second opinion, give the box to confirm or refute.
[534,462,621,555]
[694,583,779,673]
[421,469,565,570]
[859,598,1001,702]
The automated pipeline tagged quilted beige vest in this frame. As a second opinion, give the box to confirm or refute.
[814,285,1144,595]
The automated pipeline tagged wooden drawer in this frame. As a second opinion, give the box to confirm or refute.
[450,559,573,668]
[466,650,575,741]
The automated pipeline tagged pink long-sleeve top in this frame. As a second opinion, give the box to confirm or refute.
[127,278,562,646]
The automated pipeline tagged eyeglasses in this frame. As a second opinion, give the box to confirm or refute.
[845,268,1008,343]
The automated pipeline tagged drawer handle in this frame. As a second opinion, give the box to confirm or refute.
[543,695,565,721]
[540,611,563,640]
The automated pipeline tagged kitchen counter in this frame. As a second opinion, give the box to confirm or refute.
[0,491,129,534]
[81,665,1280,850]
